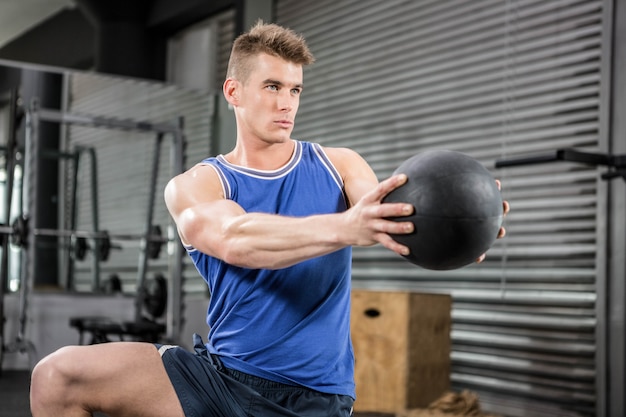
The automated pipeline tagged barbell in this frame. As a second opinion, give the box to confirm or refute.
[0,215,170,261]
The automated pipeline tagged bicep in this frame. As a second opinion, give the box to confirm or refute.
[164,164,244,249]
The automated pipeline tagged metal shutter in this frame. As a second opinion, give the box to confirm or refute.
[63,8,236,295]
[64,72,213,293]
[214,9,236,92]
[276,0,604,416]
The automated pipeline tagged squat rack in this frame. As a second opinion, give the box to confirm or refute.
[0,98,186,371]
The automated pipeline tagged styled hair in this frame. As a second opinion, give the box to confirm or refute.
[226,20,315,82]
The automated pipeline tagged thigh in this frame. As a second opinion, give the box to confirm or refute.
[43,342,185,417]
[159,345,249,417]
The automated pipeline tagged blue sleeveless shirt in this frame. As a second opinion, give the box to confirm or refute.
[185,140,355,399]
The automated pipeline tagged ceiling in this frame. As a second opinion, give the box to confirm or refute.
[0,0,75,48]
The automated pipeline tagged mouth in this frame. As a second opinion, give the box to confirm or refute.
[275,119,293,129]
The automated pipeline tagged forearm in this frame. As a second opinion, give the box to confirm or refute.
[181,205,353,270]
[222,212,352,269]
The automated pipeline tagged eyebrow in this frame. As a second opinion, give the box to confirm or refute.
[262,79,304,89]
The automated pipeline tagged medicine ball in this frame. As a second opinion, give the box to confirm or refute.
[383,150,503,270]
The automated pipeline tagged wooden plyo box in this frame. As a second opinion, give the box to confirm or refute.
[351,290,451,414]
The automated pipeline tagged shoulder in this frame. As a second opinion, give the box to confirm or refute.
[165,162,225,207]
[317,146,371,177]
[177,162,222,186]
[315,145,378,205]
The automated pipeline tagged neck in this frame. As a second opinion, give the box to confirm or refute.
[225,139,296,170]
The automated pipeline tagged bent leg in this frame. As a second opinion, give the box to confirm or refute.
[30,342,185,417]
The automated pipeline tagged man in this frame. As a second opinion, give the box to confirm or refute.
[30,21,507,417]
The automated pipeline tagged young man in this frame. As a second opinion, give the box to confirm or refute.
[30,22,507,417]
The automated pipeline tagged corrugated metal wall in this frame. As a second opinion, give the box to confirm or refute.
[63,72,213,293]
[276,0,604,416]
[61,9,237,296]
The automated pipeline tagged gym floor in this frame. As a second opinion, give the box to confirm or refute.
[0,370,31,417]
[0,371,110,417]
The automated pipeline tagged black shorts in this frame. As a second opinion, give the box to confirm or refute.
[156,334,354,417]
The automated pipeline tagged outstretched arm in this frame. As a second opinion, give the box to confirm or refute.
[164,154,413,270]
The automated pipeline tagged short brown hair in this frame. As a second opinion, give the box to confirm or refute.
[226,20,315,82]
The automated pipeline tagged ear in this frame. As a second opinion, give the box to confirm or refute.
[223,78,240,106]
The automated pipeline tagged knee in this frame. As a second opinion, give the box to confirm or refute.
[32,345,77,386]
[30,346,80,411]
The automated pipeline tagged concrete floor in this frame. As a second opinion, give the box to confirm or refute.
[0,370,112,417]
[0,370,31,417]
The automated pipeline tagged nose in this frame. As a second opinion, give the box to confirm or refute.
[277,91,296,112]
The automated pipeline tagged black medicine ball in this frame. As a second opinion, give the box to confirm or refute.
[383,150,503,270]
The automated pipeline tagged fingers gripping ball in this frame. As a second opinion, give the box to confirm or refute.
[383,150,503,270]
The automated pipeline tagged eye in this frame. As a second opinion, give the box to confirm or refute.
[291,88,302,95]
[266,84,278,91]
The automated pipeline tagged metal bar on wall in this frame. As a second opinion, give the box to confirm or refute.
[134,133,163,324]
[167,117,186,344]
[602,0,626,415]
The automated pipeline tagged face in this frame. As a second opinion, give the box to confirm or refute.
[225,53,303,145]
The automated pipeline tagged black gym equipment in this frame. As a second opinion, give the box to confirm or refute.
[0,88,20,374]
[101,274,122,294]
[0,98,186,370]
[0,216,169,262]
[143,273,168,318]
[383,150,504,270]
[495,148,626,182]
[69,273,168,345]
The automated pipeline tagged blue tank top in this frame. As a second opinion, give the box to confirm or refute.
[185,140,355,398]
